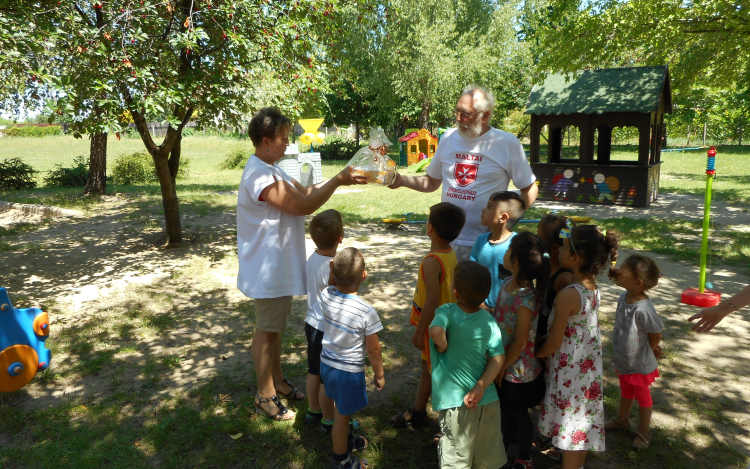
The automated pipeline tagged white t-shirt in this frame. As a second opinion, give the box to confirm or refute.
[426,127,536,246]
[236,155,306,298]
[320,287,383,373]
[305,251,333,330]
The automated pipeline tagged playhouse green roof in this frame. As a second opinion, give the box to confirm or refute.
[525,66,671,115]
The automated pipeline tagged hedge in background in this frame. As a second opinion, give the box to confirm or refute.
[219,149,251,170]
[0,126,63,138]
[314,138,359,161]
[0,158,37,190]
[44,155,89,187]
[112,151,190,185]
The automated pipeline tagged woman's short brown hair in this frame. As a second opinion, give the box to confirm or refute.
[248,107,292,147]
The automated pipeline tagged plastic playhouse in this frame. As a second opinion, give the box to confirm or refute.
[0,287,51,392]
[399,129,437,166]
[279,119,324,187]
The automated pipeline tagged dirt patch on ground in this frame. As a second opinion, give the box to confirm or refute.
[1,194,749,467]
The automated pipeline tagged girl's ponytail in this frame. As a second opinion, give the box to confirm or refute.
[508,232,551,311]
[571,225,621,276]
[605,230,620,278]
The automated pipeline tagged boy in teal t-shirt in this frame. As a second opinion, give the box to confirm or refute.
[429,261,507,469]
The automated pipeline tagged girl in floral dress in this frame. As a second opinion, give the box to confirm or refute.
[536,224,619,469]
[494,232,551,469]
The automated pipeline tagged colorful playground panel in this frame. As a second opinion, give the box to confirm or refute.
[0,287,51,392]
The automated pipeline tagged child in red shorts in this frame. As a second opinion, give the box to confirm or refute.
[605,254,664,450]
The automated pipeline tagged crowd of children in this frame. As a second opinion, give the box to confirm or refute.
[292,193,666,469]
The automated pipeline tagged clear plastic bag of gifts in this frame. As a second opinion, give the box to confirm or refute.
[346,128,398,185]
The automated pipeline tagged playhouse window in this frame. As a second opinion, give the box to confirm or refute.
[607,126,639,163]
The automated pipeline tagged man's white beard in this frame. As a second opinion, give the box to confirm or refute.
[457,119,483,139]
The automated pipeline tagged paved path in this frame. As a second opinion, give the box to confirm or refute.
[534,192,750,228]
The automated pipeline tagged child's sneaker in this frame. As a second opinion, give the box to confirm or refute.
[305,409,323,424]
[511,458,534,469]
[330,453,368,469]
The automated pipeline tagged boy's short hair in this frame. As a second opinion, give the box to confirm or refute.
[488,191,526,228]
[310,209,344,250]
[332,247,365,290]
[428,202,466,243]
[452,261,491,307]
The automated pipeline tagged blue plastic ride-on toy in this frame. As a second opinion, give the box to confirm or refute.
[0,287,51,392]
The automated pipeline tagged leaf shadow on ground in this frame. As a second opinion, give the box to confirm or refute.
[1,202,750,468]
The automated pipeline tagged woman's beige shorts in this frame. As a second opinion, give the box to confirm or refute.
[254,296,293,333]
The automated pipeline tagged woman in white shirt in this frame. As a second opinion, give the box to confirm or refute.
[237,108,366,421]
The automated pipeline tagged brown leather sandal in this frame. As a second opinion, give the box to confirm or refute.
[604,418,630,431]
[632,430,651,450]
[274,378,305,401]
[255,394,294,421]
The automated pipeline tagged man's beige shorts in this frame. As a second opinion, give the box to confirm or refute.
[254,296,293,333]
[438,401,506,469]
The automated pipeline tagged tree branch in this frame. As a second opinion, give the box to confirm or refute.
[73,3,94,27]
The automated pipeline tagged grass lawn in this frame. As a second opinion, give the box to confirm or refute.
[1,136,750,468]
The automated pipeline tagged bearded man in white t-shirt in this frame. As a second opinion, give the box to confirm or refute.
[390,86,538,262]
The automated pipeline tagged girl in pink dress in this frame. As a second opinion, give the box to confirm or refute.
[494,232,551,469]
[536,223,619,469]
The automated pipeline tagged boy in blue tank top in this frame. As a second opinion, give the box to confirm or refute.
[470,191,526,311]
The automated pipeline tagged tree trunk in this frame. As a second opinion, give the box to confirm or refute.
[418,99,430,129]
[152,143,182,246]
[686,125,691,147]
[739,126,743,146]
[354,121,360,147]
[703,121,707,146]
[85,132,107,195]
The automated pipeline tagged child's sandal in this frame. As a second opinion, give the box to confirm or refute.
[330,453,368,469]
[632,430,651,450]
[604,418,630,431]
[348,433,369,452]
[388,405,428,427]
[531,434,552,452]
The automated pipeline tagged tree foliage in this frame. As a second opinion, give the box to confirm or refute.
[321,0,534,132]
[535,0,750,93]
[1,0,362,245]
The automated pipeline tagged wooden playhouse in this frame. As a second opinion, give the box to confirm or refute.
[525,65,672,207]
[398,129,438,166]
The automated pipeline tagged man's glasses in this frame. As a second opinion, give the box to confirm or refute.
[454,109,482,120]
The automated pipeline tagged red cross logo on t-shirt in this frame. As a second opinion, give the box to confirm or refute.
[454,163,478,187]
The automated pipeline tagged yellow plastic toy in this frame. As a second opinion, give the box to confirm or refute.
[298,118,325,147]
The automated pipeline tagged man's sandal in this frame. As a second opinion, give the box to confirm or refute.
[255,395,294,421]
[274,378,305,401]
[388,405,428,428]
[604,418,630,432]
[632,430,651,450]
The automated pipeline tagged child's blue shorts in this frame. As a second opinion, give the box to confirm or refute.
[320,363,368,416]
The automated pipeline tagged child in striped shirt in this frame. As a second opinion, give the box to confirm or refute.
[320,247,385,469]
